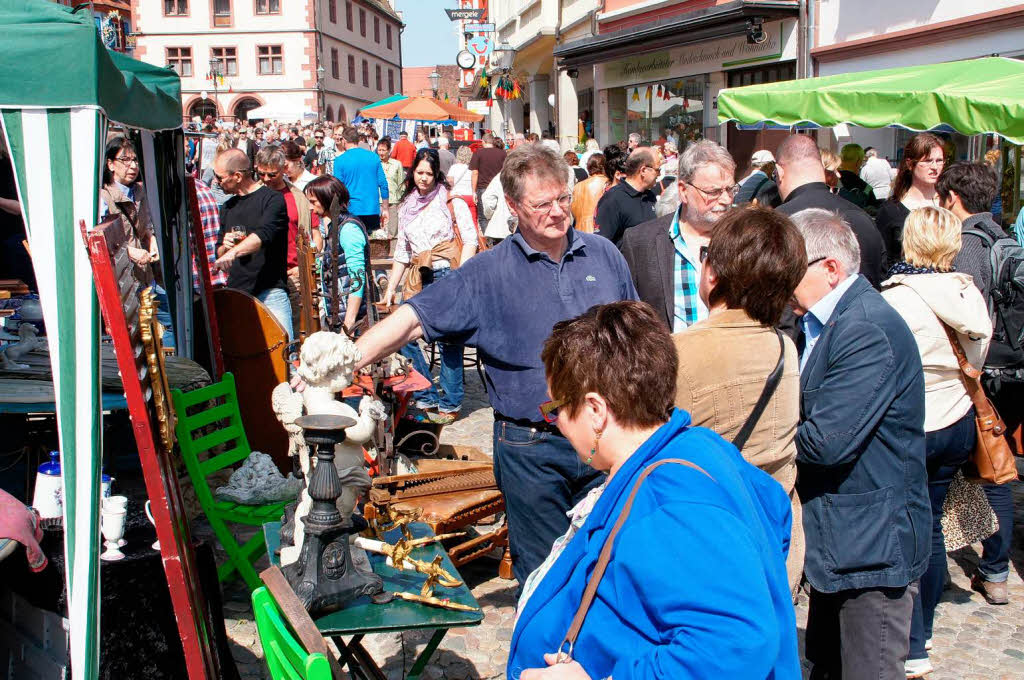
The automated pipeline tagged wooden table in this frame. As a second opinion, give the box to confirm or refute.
[264,520,482,680]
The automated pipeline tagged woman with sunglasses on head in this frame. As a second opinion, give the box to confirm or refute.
[304,175,367,333]
[382,147,478,423]
[508,300,800,680]
[101,135,176,347]
[876,133,946,268]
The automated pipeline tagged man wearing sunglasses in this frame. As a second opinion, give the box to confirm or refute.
[212,148,292,339]
[352,143,637,589]
[594,147,658,246]
[621,140,737,330]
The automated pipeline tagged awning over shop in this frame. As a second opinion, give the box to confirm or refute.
[553,0,800,68]
[717,57,1024,145]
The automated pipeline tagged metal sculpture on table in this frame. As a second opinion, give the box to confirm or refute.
[282,414,390,616]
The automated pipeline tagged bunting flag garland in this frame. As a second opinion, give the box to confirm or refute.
[444,92,450,102]
[487,97,494,107]
[645,85,652,100]
[511,79,522,99]
[479,68,489,89]
[663,87,671,101]
[632,88,640,102]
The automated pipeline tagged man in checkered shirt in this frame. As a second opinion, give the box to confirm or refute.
[620,141,738,331]
[191,179,227,289]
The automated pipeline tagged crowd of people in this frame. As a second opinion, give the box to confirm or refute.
[171,114,1023,679]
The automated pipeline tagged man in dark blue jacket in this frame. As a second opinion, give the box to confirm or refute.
[790,208,929,680]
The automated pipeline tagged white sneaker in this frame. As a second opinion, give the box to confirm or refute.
[905,657,933,678]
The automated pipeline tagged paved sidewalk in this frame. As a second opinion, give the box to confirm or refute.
[210,381,1024,678]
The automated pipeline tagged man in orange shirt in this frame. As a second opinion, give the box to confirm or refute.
[390,130,416,173]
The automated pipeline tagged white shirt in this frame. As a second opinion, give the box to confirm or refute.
[860,157,893,200]
[293,170,317,191]
[448,163,473,195]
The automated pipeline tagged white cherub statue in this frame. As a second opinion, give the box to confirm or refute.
[272,331,382,567]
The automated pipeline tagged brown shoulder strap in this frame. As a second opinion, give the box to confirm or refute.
[940,322,1004,431]
[556,458,715,661]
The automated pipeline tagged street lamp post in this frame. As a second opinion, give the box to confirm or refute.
[208,57,222,122]
[316,64,326,121]
[428,69,441,99]
[491,41,516,140]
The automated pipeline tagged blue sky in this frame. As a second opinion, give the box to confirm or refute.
[395,1,461,67]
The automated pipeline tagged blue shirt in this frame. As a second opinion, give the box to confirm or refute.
[332,147,389,216]
[799,273,859,372]
[406,228,638,421]
[668,211,707,332]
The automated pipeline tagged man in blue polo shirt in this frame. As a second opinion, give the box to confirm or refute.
[355,144,638,589]
[333,126,389,232]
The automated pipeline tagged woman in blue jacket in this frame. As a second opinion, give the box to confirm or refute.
[508,301,800,680]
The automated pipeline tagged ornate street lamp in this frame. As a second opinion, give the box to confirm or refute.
[208,57,222,121]
[491,41,516,138]
[428,69,441,99]
[316,64,326,120]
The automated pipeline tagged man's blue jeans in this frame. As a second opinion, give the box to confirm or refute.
[151,283,176,349]
[256,286,293,341]
[979,482,1014,583]
[909,410,974,660]
[405,266,464,413]
[492,420,605,590]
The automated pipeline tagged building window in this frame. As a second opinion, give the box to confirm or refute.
[347,54,355,83]
[345,2,352,30]
[359,8,366,37]
[388,68,394,94]
[361,59,368,87]
[373,16,380,43]
[164,0,188,15]
[212,0,231,26]
[255,0,280,15]
[257,45,283,75]
[375,64,381,91]
[328,0,336,23]
[331,48,339,79]
[210,46,237,76]
[386,24,392,49]
[166,47,192,77]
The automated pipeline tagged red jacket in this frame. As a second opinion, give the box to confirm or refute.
[391,138,417,169]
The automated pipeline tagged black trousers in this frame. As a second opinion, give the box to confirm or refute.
[806,582,917,680]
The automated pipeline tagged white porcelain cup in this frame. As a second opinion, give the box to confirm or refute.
[102,495,128,512]
[144,500,160,552]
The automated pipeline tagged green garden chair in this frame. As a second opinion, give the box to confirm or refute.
[171,372,291,591]
[251,586,333,680]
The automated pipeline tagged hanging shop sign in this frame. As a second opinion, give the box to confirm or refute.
[465,23,495,33]
[445,8,486,21]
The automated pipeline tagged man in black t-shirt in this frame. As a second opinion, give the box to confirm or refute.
[213,148,292,338]
[470,133,507,230]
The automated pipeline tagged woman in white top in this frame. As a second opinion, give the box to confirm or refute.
[383,148,477,422]
[876,133,945,267]
[447,145,474,196]
[880,206,991,678]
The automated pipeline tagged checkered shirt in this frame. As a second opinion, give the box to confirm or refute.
[668,212,708,332]
[192,179,228,289]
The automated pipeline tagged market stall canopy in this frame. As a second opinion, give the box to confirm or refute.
[0,0,182,129]
[717,57,1024,145]
[246,104,317,122]
[359,96,484,123]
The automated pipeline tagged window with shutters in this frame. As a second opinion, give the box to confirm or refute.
[386,24,392,49]
[210,47,237,77]
[331,49,339,79]
[362,59,368,87]
[346,2,353,30]
[375,64,382,91]
[164,0,188,16]
[166,47,193,77]
[257,45,283,75]
[374,16,380,43]
[359,8,366,37]
[348,54,356,83]
[388,69,394,94]
[212,0,231,26]
[328,0,336,23]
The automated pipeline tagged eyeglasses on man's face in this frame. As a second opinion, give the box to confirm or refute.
[256,168,282,179]
[686,181,739,201]
[522,193,572,215]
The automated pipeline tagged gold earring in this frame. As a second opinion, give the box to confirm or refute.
[586,430,602,466]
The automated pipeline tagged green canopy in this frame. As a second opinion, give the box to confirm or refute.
[717,57,1024,145]
[0,0,182,130]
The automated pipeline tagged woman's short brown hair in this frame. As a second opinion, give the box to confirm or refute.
[706,206,807,326]
[541,301,677,428]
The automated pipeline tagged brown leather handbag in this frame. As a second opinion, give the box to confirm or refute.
[554,458,715,664]
[942,324,1018,485]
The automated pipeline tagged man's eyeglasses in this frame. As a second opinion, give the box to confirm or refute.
[807,256,827,267]
[256,169,281,179]
[523,193,572,215]
[115,156,139,166]
[314,135,324,140]
[539,398,566,424]
[686,182,739,201]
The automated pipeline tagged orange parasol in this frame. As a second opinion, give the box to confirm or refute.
[359,96,484,123]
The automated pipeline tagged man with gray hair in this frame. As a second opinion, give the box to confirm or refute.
[789,207,928,680]
[352,143,637,589]
[620,140,737,329]
[594,147,659,245]
[435,135,455,175]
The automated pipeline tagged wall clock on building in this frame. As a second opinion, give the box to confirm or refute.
[457,50,477,70]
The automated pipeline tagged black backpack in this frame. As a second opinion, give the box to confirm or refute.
[967,228,1024,380]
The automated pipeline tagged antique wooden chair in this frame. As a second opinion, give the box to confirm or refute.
[251,587,333,680]
[171,373,292,592]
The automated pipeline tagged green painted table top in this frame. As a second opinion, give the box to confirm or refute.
[263,521,484,635]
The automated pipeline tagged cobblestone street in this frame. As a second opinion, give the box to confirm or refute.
[212,376,1024,679]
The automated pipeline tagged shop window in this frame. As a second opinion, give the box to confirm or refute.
[348,54,355,83]
[362,59,368,87]
[386,24,392,50]
[726,62,796,89]
[212,0,231,26]
[375,64,381,91]
[164,0,188,16]
[331,48,339,79]
[255,0,280,15]
[616,76,706,148]
[166,46,192,77]
[210,47,237,77]
[257,45,283,75]
[328,0,336,23]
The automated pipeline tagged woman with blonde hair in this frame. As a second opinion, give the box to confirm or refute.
[819,147,841,192]
[880,205,991,678]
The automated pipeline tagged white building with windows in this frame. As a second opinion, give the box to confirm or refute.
[132,0,403,123]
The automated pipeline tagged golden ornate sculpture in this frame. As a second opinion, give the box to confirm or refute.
[139,287,176,453]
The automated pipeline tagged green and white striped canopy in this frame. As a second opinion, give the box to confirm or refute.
[1,3,184,679]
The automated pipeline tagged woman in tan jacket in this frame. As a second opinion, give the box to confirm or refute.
[673,206,808,596]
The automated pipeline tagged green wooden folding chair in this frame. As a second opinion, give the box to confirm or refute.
[251,587,332,680]
[171,372,291,591]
